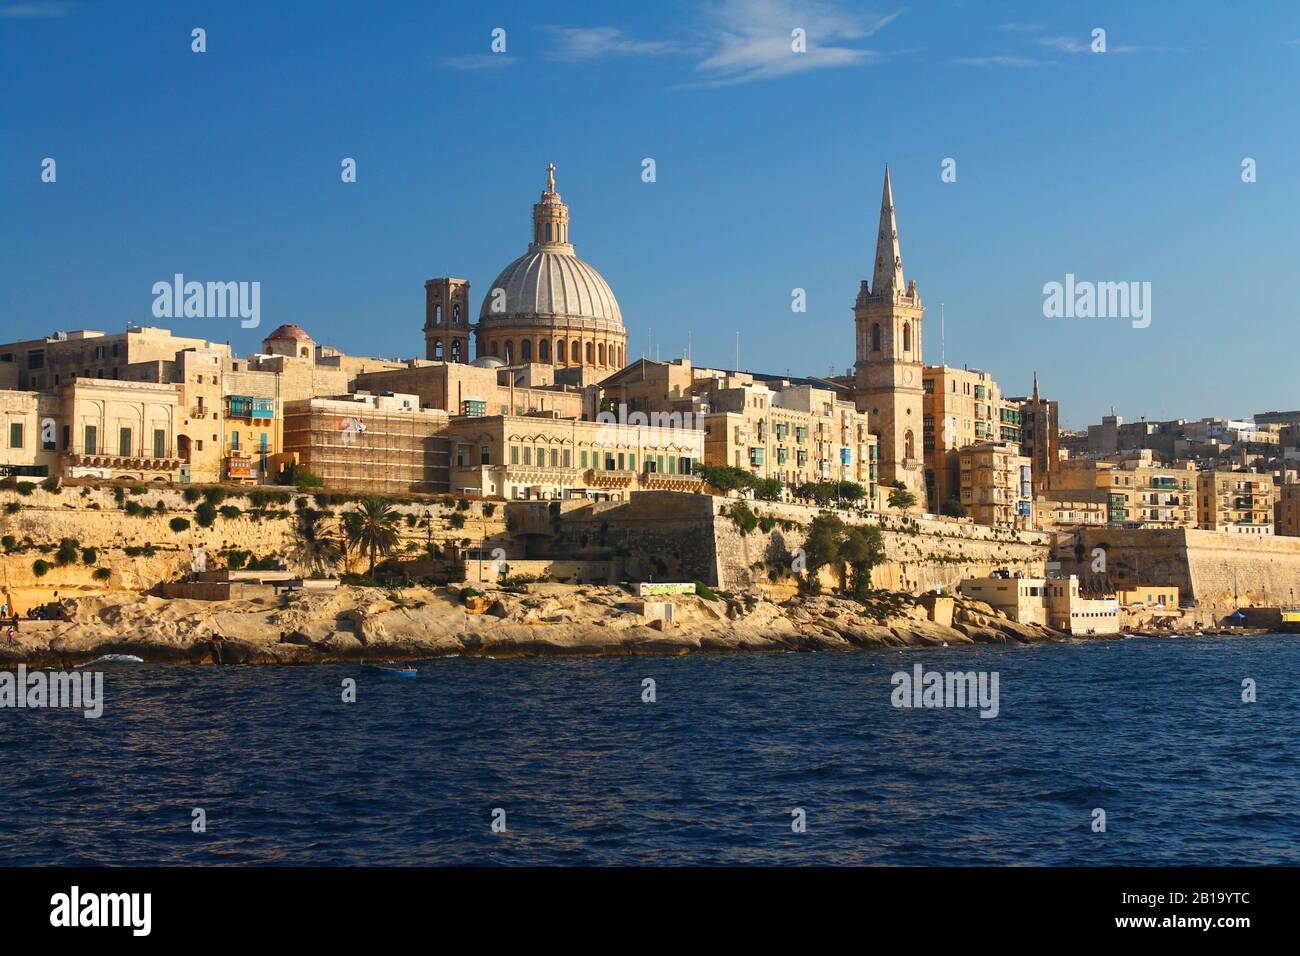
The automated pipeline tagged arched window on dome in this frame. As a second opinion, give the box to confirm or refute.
[586,342,594,365]
[572,339,580,364]
[300,346,310,358]
[598,343,606,366]
[521,340,532,362]
[871,323,882,352]
[557,340,566,363]
[489,341,498,356]
[504,341,514,364]
[539,339,550,362]
[432,338,444,361]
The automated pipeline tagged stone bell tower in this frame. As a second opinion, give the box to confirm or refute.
[424,277,472,363]
[853,167,925,504]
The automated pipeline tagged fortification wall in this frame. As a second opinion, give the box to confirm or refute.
[1062,527,1300,610]
[0,483,505,608]
[515,492,1051,592]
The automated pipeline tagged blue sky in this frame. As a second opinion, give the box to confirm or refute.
[3,0,1298,428]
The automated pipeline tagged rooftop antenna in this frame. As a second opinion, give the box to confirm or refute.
[735,331,740,371]
[940,303,945,366]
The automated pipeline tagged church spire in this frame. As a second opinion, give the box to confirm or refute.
[872,166,904,296]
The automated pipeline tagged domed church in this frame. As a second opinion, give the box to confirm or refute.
[424,165,628,383]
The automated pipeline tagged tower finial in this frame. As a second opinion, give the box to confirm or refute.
[872,166,904,296]
[547,162,556,193]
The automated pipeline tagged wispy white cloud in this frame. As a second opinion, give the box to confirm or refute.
[545,26,686,61]
[954,55,1039,67]
[690,0,901,86]
[0,1,74,17]
[1035,33,1180,55]
[435,53,516,72]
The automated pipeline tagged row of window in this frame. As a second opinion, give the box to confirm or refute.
[504,444,694,475]
[485,339,625,367]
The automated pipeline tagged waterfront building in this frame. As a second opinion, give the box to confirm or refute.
[922,364,1003,513]
[1196,470,1275,534]
[1006,374,1060,495]
[444,412,703,501]
[1030,489,1108,531]
[598,359,879,503]
[56,378,185,481]
[0,389,60,478]
[0,326,229,391]
[851,168,926,504]
[282,392,450,495]
[1276,482,1300,537]
[1049,451,1197,528]
[958,573,1120,636]
[956,441,1032,529]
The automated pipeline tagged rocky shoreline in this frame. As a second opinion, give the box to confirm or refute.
[0,583,1269,668]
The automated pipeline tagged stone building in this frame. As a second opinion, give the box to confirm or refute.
[922,365,1003,513]
[354,359,586,421]
[423,278,473,364]
[445,412,703,501]
[1050,451,1197,528]
[56,378,185,481]
[851,168,925,504]
[957,441,1032,529]
[282,392,450,495]
[1277,482,1300,537]
[0,326,229,391]
[1196,470,1275,534]
[0,389,60,478]
[474,165,627,382]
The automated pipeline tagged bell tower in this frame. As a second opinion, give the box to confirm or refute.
[424,277,472,363]
[853,167,925,504]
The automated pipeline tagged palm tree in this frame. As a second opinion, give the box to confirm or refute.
[345,497,400,577]
[290,510,342,577]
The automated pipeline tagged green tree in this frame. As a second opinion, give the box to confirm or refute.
[694,463,757,495]
[802,513,885,599]
[290,509,342,577]
[887,481,918,511]
[345,497,400,576]
[941,498,968,518]
[751,477,784,501]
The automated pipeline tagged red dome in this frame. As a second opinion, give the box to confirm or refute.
[264,323,313,343]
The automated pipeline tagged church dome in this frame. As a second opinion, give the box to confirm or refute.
[475,165,628,377]
[479,250,622,328]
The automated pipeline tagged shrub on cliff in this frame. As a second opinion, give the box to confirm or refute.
[15,482,35,496]
[169,517,191,533]
[3,502,20,515]
[448,513,467,530]
[92,567,112,581]
[694,581,720,602]
[941,498,969,518]
[483,503,496,518]
[32,559,50,577]
[182,487,202,504]
[0,535,14,552]
[218,505,242,520]
[55,539,80,566]
[201,487,226,506]
[194,502,217,528]
[729,502,759,536]
[40,476,61,493]
[81,547,97,565]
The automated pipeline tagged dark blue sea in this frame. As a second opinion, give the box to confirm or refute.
[2,635,1297,866]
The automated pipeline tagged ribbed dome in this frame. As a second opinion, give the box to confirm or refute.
[479,250,622,328]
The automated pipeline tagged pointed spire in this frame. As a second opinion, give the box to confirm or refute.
[872,165,904,296]
[1032,371,1039,401]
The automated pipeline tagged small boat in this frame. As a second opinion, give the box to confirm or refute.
[368,662,418,677]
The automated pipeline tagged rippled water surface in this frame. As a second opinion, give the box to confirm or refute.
[2,635,1297,865]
